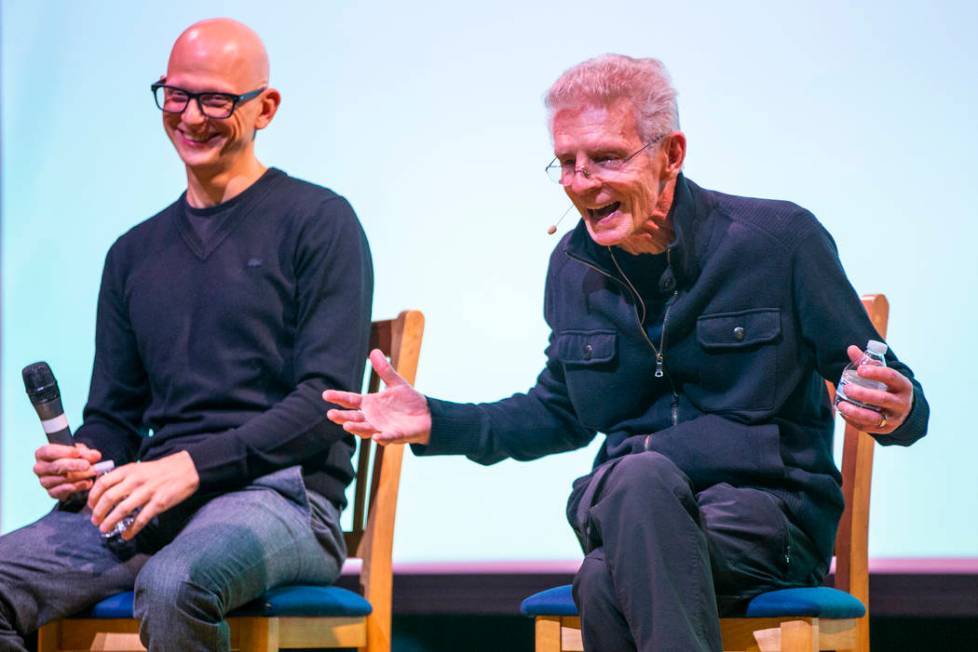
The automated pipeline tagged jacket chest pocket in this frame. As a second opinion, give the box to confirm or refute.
[691,308,782,412]
[555,330,618,429]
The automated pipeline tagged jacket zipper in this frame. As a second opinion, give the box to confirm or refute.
[567,248,682,434]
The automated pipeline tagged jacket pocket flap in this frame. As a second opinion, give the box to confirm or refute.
[555,330,617,364]
[697,308,781,349]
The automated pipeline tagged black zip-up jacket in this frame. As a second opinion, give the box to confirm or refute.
[419,175,928,561]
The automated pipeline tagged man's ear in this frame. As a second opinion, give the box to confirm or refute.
[663,131,687,178]
[254,88,281,131]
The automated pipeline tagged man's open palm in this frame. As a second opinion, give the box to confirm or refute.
[323,349,432,445]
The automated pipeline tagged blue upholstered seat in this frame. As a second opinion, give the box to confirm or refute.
[743,587,865,618]
[521,584,865,619]
[75,585,373,620]
[520,585,576,616]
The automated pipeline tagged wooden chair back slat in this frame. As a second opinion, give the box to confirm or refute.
[346,313,422,555]
[353,310,424,651]
[829,293,888,652]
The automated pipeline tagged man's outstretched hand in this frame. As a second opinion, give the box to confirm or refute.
[324,349,432,446]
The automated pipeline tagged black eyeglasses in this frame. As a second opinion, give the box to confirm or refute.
[151,82,266,119]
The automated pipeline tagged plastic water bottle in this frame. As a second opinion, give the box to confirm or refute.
[835,340,888,413]
[100,509,140,541]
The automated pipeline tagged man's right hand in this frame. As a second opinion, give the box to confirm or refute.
[323,349,432,446]
[33,443,102,500]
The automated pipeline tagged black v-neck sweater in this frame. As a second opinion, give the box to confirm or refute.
[74,168,373,507]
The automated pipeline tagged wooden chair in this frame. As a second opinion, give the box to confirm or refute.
[37,309,425,652]
[522,295,888,652]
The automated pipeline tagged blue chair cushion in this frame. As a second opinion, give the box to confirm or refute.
[744,587,865,619]
[520,584,865,620]
[73,585,372,619]
[78,591,136,619]
[520,585,577,616]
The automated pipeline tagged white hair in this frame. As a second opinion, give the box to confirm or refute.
[545,54,680,142]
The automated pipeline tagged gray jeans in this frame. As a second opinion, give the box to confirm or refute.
[0,466,345,652]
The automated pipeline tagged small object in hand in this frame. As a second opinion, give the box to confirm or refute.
[835,340,888,413]
[92,460,115,476]
[100,508,140,541]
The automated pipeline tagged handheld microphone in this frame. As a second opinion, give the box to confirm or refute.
[22,362,73,446]
[22,361,115,508]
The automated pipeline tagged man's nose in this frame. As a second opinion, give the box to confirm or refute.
[180,99,208,124]
[567,166,601,194]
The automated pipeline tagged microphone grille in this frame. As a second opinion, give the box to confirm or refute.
[22,362,59,401]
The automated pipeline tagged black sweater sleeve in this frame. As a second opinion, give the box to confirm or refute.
[73,245,150,465]
[182,197,373,491]
[415,250,596,464]
[791,220,929,446]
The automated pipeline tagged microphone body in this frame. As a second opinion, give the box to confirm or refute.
[22,362,73,446]
[22,361,117,510]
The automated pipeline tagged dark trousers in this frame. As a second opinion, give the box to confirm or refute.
[570,452,824,652]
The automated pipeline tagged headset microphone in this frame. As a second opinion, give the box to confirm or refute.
[548,204,578,235]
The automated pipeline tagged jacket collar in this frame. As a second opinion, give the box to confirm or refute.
[562,173,709,289]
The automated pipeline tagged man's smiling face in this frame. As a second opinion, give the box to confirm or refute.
[161,27,267,175]
[551,98,677,254]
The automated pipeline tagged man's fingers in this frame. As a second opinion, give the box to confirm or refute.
[39,475,67,490]
[846,345,863,365]
[42,477,92,493]
[48,481,91,501]
[837,401,879,428]
[88,467,128,514]
[838,384,902,413]
[35,444,80,462]
[327,409,365,424]
[100,491,146,534]
[33,458,92,478]
[323,390,363,409]
[853,364,912,393]
[342,421,380,438]
[369,349,407,388]
[123,502,159,540]
[75,443,103,464]
[64,469,97,483]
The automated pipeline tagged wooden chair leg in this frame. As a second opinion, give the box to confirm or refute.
[535,616,562,652]
[90,632,145,651]
[36,622,60,652]
[751,626,781,652]
[236,617,279,652]
[855,614,870,652]
[779,620,817,652]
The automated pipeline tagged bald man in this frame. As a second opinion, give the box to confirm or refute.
[0,19,372,651]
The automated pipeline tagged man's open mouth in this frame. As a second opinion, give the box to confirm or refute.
[588,202,621,220]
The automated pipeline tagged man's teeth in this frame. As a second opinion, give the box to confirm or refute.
[589,202,621,219]
[182,133,213,142]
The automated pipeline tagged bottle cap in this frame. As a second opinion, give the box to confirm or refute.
[92,460,116,476]
[866,340,888,355]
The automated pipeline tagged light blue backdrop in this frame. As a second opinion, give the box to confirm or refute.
[3,1,976,562]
